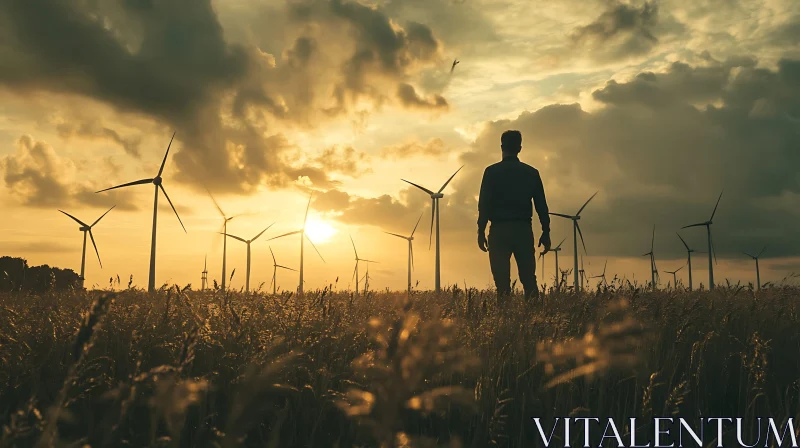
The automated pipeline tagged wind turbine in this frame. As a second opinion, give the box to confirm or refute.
[663,265,684,289]
[58,206,115,289]
[96,132,186,293]
[384,213,423,295]
[642,225,659,290]
[549,192,598,292]
[349,236,379,296]
[682,191,723,290]
[206,190,246,291]
[221,224,274,293]
[360,261,377,294]
[267,194,324,296]
[269,247,296,295]
[590,260,608,286]
[742,245,768,291]
[676,233,697,291]
[541,238,566,289]
[201,255,208,291]
[402,166,463,292]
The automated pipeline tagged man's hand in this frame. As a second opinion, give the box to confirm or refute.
[538,232,551,254]
[478,232,488,252]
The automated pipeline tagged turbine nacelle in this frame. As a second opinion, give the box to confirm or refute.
[79,226,89,232]
[431,193,444,199]
[153,176,163,186]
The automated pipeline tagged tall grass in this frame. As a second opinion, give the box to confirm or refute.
[1,280,800,447]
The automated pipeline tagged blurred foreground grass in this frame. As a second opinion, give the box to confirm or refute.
[2,281,800,447]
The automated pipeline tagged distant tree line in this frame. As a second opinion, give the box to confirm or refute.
[0,256,80,293]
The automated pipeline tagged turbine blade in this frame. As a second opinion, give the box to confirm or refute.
[549,212,575,219]
[350,235,358,258]
[411,212,423,238]
[410,241,415,270]
[351,262,358,282]
[757,244,768,258]
[221,232,247,243]
[269,246,276,264]
[157,132,176,177]
[268,230,302,241]
[555,238,566,250]
[384,231,407,240]
[681,222,707,229]
[676,232,690,251]
[91,205,116,227]
[576,191,599,215]
[401,179,435,195]
[710,230,718,265]
[88,229,102,268]
[429,198,436,250]
[251,223,275,242]
[205,187,226,218]
[360,259,379,263]
[651,225,655,251]
[676,265,684,273]
[576,222,587,254]
[159,184,186,232]
[58,210,88,227]
[305,234,325,263]
[742,251,755,258]
[96,178,153,193]
[437,165,464,194]
[277,265,297,271]
[710,190,723,220]
[303,194,312,226]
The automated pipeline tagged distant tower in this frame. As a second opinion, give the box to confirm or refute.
[201,255,208,291]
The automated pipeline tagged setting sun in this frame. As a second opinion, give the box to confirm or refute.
[304,217,337,244]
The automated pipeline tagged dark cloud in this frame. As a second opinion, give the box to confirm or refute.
[446,55,800,259]
[312,145,372,177]
[1,135,138,210]
[396,83,449,110]
[56,120,142,157]
[381,138,450,159]
[0,0,446,194]
[569,1,684,62]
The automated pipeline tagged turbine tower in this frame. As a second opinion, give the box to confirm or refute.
[201,255,208,291]
[549,192,598,292]
[384,213,423,296]
[207,190,246,291]
[664,265,684,289]
[402,166,463,292]
[221,224,274,293]
[642,225,659,290]
[267,194,324,296]
[676,233,697,291]
[96,132,186,293]
[58,206,115,289]
[682,191,723,290]
[742,245,768,291]
[350,236,378,296]
[269,246,296,295]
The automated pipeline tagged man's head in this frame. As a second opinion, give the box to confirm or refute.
[501,130,522,155]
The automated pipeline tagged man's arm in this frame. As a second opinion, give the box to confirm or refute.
[532,170,550,233]
[477,168,490,234]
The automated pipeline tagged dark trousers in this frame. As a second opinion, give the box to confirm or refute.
[488,221,538,298]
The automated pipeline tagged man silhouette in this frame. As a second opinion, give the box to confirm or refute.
[477,130,551,299]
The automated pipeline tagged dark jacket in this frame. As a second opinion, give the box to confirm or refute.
[477,155,550,234]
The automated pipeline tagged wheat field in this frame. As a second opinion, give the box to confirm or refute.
[2,280,800,447]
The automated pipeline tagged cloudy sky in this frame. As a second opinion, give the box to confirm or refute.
[1,0,799,291]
